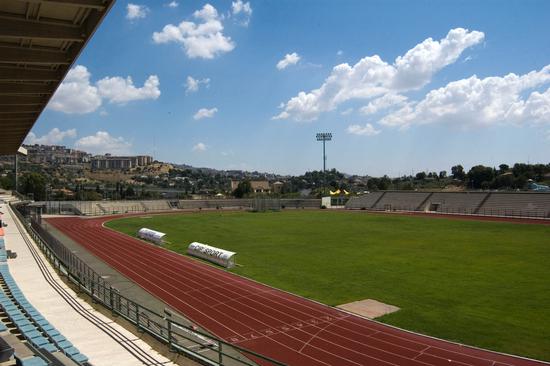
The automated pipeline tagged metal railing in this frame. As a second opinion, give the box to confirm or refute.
[348,205,549,219]
[10,203,286,366]
[34,199,322,216]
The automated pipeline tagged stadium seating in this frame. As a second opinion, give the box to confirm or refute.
[421,192,489,214]
[178,199,253,209]
[478,193,550,217]
[97,201,142,214]
[345,192,385,209]
[373,192,431,211]
[0,237,88,365]
[346,191,550,218]
[141,200,171,212]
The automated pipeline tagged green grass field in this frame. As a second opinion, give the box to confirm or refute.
[106,211,550,361]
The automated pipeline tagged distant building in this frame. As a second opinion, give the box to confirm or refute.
[24,144,90,165]
[231,180,272,194]
[91,154,153,170]
[272,181,284,193]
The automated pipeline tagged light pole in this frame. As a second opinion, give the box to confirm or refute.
[316,132,332,196]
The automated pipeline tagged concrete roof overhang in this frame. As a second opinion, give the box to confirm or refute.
[0,0,115,155]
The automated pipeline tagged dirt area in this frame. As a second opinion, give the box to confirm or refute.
[337,299,400,319]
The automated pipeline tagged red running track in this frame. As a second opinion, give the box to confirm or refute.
[47,215,547,366]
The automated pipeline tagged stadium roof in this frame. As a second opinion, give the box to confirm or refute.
[0,0,115,155]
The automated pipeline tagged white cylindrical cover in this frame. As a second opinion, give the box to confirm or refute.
[187,242,236,268]
[137,228,166,244]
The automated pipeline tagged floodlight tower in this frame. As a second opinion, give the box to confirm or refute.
[316,132,332,196]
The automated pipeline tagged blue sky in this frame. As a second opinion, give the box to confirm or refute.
[27,0,550,176]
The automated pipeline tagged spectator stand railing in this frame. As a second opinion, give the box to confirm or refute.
[363,205,548,219]
[10,203,286,366]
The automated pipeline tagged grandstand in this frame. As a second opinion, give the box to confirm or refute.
[26,193,550,219]
[141,200,171,212]
[346,191,550,218]
[344,191,385,209]
[421,192,489,213]
[479,193,550,218]
[0,231,88,365]
[373,191,431,211]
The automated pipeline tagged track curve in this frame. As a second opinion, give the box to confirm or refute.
[46,214,548,366]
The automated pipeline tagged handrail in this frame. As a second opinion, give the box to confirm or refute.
[10,202,287,366]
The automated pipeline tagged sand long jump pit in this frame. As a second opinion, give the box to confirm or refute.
[337,299,400,319]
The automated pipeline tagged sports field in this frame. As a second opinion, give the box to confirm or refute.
[106,210,550,361]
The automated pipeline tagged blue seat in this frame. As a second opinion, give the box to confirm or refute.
[12,314,26,322]
[41,343,58,353]
[35,318,49,327]
[4,304,18,311]
[41,324,54,332]
[20,324,35,333]
[71,353,89,363]
[13,319,32,328]
[57,340,72,349]
[44,328,60,338]
[0,322,7,331]
[30,336,49,347]
[63,346,80,356]
[20,356,48,366]
[52,334,66,343]
[25,330,42,339]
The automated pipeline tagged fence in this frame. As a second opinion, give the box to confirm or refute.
[35,199,322,216]
[360,205,549,219]
[10,203,286,366]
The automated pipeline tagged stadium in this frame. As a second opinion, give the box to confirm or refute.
[0,1,549,366]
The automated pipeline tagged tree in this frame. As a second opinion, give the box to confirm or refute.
[498,164,509,174]
[367,178,379,191]
[415,172,427,180]
[0,172,15,190]
[451,165,466,181]
[439,171,447,179]
[19,172,47,200]
[494,173,514,188]
[233,180,252,198]
[378,175,391,190]
[125,186,136,198]
[467,165,495,189]
[82,191,102,201]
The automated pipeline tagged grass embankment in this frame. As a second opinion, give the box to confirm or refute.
[106,211,550,360]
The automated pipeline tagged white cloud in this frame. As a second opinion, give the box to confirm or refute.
[546,130,550,141]
[166,1,178,8]
[185,76,210,93]
[48,66,102,114]
[380,65,550,129]
[193,107,218,120]
[97,75,160,104]
[152,4,235,59]
[346,123,381,136]
[221,150,234,156]
[231,0,252,26]
[24,128,77,145]
[360,94,408,116]
[48,65,160,114]
[340,108,353,116]
[192,142,207,152]
[276,52,301,70]
[126,4,149,20]
[75,131,132,155]
[274,28,484,121]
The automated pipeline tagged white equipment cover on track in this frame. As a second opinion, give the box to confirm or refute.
[137,228,166,244]
[187,242,236,268]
